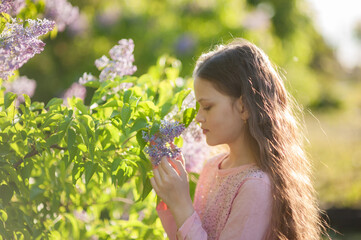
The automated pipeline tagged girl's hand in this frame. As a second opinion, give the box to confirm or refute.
[150,155,194,228]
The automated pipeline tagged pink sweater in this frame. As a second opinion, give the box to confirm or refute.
[157,153,272,240]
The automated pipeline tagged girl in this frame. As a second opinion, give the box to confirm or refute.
[150,39,327,240]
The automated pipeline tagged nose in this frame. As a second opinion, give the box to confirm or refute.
[195,110,205,123]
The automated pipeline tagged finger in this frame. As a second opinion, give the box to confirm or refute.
[150,177,158,192]
[152,168,163,187]
[169,153,185,175]
[176,152,185,165]
[159,156,175,175]
[170,158,187,178]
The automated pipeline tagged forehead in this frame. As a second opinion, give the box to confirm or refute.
[194,77,222,100]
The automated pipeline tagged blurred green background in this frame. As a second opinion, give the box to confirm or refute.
[18,0,361,238]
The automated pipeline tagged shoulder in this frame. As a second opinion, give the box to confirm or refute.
[238,170,272,201]
[244,168,271,187]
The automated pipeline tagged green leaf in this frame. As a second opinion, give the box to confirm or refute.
[173,89,191,110]
[150,121,160,136]
[0,184,13,204]
[68,146,78,163]
[101,99,122,108]
[110,110,121,118]
[79,115,95,132]
[137,101,158,116]
[4,92,16,109]
[121,104,132,128]
[77,119,89,145]
[141,177,153,201]
[23,94,31,107]
[123,89,133,104]
[85,161,97,184]
[160,102,173,118]
[77,143,87,152]
[75,100,88,114]
[42,113,63,129]
[130,118,148,133]
[45,132,62,147]
[9,142,22,156]
[30,185,44,201]
[111,157,121,173]
[136,131,146,150]
[182,108,196,127]
[64,214,79,240]
[82,80,100,88]
[67,128,76,148]
[72,162,84,184]
[45,98,63,108]
[0,209,8,222]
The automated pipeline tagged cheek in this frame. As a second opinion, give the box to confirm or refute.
[216,109,242,132]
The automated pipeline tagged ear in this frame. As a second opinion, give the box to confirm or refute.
[236,96,249,121]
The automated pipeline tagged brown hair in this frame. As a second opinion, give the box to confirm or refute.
[193,39,328,239]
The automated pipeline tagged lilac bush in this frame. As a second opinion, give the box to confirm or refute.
[0,18,55,80]
[143,121,185,166]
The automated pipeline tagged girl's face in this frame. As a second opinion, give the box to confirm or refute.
[194,77,247,146]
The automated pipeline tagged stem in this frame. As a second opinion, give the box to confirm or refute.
[14,144,66,169]
[121,133,137,147]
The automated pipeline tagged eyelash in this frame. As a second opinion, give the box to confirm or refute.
[203,106,211,111]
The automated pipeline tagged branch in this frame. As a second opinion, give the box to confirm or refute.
[13,144,66,169]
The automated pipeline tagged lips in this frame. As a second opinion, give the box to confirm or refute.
[202,129,209,134]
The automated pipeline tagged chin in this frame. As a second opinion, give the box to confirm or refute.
[205,138,222,147]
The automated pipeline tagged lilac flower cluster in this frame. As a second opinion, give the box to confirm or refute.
[62,82,86,106]
[95,39,137,81]
[0,0,25,15]
[142,121,185,166]
[0,18,55,80]
[44,0,79,32]
[3,75,37,104]
[78,72,96,85]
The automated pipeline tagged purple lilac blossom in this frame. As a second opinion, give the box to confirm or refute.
[96,39,137,81]
[78,39,137,84]
[111,82,134,93]
[44,0,79,32]
[3,75,36,103]
[0,18,55,80]
[181,121,210,173]
[0,0,13,14]
[142,120,185,166]
[0,0,25,15]
[62,82,86,106]
[78,72,97,85]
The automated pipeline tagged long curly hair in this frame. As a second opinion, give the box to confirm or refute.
[193,39,328,239]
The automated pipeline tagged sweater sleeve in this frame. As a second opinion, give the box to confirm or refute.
[156,201,178,240]
[156,201,207,240]
[218,178,272,240]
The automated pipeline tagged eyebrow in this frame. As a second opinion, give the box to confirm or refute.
[197,98,210,103]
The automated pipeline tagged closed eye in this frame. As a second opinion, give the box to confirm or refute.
[203,106,212,111]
